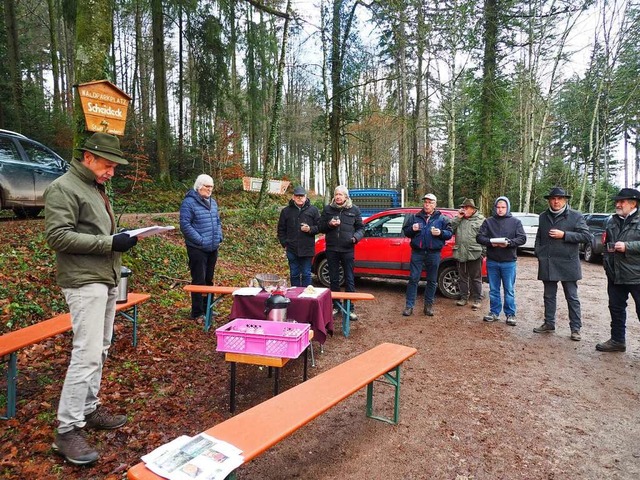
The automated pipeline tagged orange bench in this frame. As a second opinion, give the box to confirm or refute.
[331,291,376,337]
[0,292,150,419]
[183,285,239,331]
[127,342,417,480]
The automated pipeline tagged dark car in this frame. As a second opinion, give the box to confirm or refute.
[0,129,68,218]
[579,213,610,263]
[312,207,487,299]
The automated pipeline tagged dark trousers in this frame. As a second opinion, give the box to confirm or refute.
[607,279,640,343]
[187,246,218,318]
[457,258,483,301]
[543,280,581,332]
[326,250,355,307]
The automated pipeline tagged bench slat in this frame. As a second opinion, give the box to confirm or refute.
[330,292,375,301]
[183,285,239,295]
[127,342,417,480]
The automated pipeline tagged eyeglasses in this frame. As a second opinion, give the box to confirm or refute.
[202,185,213,189]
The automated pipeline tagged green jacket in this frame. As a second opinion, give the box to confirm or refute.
[603,210,640,284]
[450,210,485,262]
[44,159,122,288]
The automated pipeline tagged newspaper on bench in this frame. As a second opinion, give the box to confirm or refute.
[141,433,243,480]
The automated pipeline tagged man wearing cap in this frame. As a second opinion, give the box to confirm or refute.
[533,187,591,341]
[596,188,640,352]
[319,186,365,319]
[450,198,485,310]
[277,186,320,287]
[401,193,453,316]
[45,132,138,465]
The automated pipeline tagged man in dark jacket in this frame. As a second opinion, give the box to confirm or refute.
[596,188,640,352]
[277,186,320,287]
[319,186,364,319]
[533,187,591,341]
[401,193,453,317]
[45,132,138,465]
[476,196,526,325]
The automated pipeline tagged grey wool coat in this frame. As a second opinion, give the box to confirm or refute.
[534,207,592,282]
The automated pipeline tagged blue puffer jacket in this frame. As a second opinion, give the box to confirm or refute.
[402,209,453,251]
[179,189,223,252]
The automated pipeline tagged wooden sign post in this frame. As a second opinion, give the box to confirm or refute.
[77,80,132,136]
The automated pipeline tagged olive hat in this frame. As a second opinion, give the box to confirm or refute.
[77,132,128,165]
[611,188,640,201]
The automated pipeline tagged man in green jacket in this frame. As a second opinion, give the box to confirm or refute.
[45,132,138,466]
[450,198,485,310]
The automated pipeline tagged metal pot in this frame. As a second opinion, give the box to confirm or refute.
[264,293,290,321]
[117,266,132,303]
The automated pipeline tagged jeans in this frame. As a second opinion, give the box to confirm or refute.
[607,279,640,343]
[58,283,118,433]
[487,259,517,316]
[286,251,313,287]
[187,246,219,318]
[543,280,582,331]
[457,258,483,301]
[405,250,440,308]
[326,249,355,297]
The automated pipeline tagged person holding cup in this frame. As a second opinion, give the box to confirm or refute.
[277,186,320,287]
[401,193,453,317]
[596,188,640,352]
[533,187,591,341]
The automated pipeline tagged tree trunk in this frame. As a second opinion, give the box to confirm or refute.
[4,0,23,129]
[47,0,62,115]
[151,0,171,183]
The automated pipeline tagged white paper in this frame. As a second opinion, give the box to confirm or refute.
[126,225,175,238]
[232,287,263,296]
[141,433,244,480]
[298,287,328,298]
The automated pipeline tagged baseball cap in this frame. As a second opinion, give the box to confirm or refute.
[422,193,437,202]
[293,186,306,195]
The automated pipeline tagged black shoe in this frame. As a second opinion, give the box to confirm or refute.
[596,338,626,352]
[52,427,99,465]
[402,307,413,316]
[84,406,127,430]
[424,304,434,316]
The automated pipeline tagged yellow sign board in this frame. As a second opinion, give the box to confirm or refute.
[77,80,131,136]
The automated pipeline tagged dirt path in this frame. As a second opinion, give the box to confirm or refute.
[240,254,640,479]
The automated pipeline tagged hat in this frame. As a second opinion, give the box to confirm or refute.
[422,193,437,202]
[77,132,128,165]
[293,186,306,195]
[544,187,571,199]
[611,188,640,201]
[459,198,477,208]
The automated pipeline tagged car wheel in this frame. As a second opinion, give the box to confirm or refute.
[316,257,344,288]
[437,264,460,299]
[584,243,596,263]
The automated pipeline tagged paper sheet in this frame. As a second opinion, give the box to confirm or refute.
[125,225,175,238]
[231,287,263,296]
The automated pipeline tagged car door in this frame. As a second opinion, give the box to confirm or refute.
[0,136,35,207]
[354,212,412,276]
[18,139,68,206]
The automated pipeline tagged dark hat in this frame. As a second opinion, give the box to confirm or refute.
[293,186,306,195]
[544,187,571,199]
[611,188,640,201]
[422,193,437,202]
[459,198,477,208]
[77,132,128,165]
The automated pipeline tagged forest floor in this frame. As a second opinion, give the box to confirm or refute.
[2,217,640,479]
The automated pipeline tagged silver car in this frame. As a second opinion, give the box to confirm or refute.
[0,130,69,218]
[511,212,538,250]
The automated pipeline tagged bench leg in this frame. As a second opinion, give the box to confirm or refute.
[274,368,280,396]
[366,365,402,425]
[229,362,237,413]
[308,341,315,368]
[115,305,139,347]
[335,300,352,337]
[1,353,17,419]
[204,293,226,332]
[303,347,309,380]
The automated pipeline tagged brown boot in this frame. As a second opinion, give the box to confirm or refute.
[84,405,127,430]
[52,427,99,465]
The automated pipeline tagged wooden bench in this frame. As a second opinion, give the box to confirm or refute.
[183,285,239,331]
[0,292,150,419]
[331,291,376,337]
[127,342,417,480]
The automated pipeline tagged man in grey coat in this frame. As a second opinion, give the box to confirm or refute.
[533,187,591,341]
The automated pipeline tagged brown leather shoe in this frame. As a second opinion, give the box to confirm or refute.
[424,304,434,316]
[402,307,413,316]
[595,338,626,352]
[84,406,127,430]
[52,427,99,465]
[533,323,555,333]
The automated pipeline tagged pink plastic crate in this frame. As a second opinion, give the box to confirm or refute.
[215,319,311,358]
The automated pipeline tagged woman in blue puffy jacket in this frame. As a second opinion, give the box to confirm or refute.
[179,174,223,322]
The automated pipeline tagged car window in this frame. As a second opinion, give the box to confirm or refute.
[19,140,62,167]
[0,137,21,163]
[364,213,406,238]
[517,216,538,227]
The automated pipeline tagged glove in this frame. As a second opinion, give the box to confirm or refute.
[112,233,138,252]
